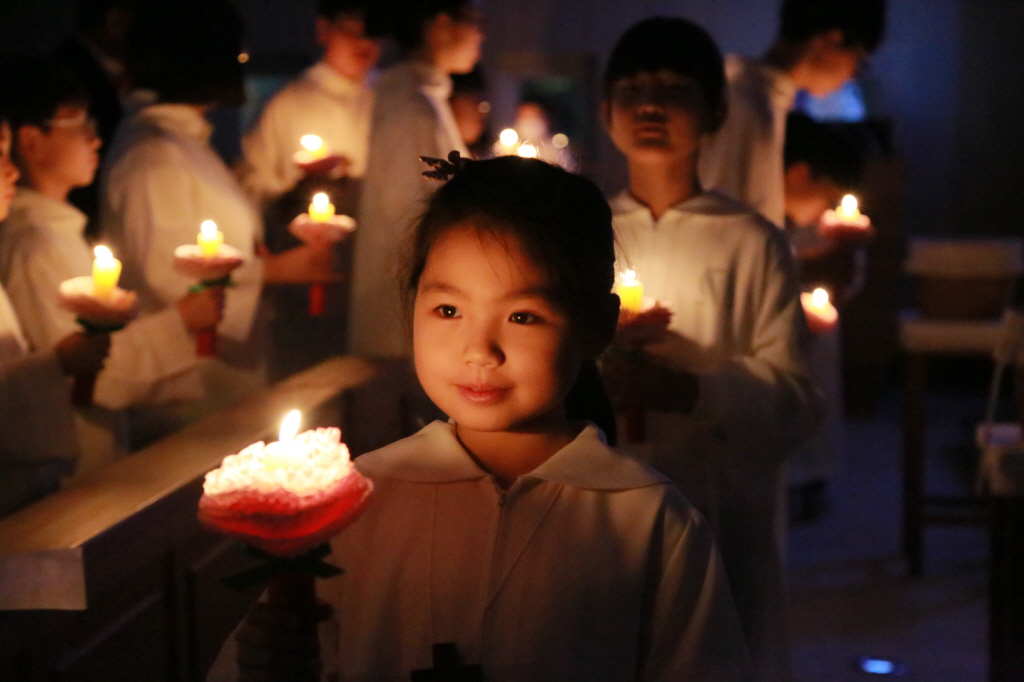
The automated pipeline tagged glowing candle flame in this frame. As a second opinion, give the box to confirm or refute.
[617,269,643,314]
[499,128,519,147]
[300,135,324,153]
[517,143,538,159]
[279,409,301,443]
[841,195,858,214]
[312,193,329,210]
[622,269,637,284]
[811,287,830,308]
[201,220,218,239]
[197,220,224,257]
[94,245,114,263]
[308,192,336,222]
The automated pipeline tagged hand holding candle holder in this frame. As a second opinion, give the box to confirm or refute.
[57,246,138,406]
[174,221,245,357]
[288,193,356,316]
[612,270,674,442]
[293,134,349,179]
[198,410,372,681]
[819,194,874,247]
[800,287,839,335]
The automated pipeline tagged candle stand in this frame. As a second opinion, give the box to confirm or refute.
[289,213,355,317]
[173,244,244,357]
[57,276,138,406]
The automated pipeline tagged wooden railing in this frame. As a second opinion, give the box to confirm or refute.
[0,356,406,681]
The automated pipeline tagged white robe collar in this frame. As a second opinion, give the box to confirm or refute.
[357,420,669,491]
[609,189,753,222]
[306,61,364,100]
[8,188,87,241]
[134,103,213,145]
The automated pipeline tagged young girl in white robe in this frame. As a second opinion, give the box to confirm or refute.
[212,157,753,682]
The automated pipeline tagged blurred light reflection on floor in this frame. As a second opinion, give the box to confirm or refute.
[788,389,988,682]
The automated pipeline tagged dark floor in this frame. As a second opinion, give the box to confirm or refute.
[788,387,992,681]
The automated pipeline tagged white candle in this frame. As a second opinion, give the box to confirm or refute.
[308,192,336,222]
[92,245,121,299]
[197,220,224,258]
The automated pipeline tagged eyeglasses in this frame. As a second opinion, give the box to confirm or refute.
[44,114,99,138]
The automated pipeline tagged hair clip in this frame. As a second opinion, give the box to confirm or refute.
[421,150,471,181]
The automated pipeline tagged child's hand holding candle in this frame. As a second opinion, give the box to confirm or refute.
[59,246,137,405]
[820,194,873,245]
[293,134,348,177]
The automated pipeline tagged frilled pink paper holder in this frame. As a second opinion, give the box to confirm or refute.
[58,276,138,407]
[289,214,355,316]
[197,426,373,672]
[173,244,245,357]
[819,210,874,245]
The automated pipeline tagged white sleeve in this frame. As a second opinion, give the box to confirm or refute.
[1,230,81,351]
[642,493,754,682]
[93,305,201,409]
[239,93,300,205]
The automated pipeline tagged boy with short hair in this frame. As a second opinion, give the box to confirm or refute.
[601,18,822,682]
[0,108,109,514]
[240,0,382,207]
[700,0,886,226]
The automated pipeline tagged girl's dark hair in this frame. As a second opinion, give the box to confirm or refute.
[603,17,726,133]
[125,0,245,107]
[0,57,89,132]
[406,156,619,441]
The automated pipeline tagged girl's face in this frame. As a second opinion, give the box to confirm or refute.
[413,223,582,435]
[605,69,709,165]
[0,123,19,221]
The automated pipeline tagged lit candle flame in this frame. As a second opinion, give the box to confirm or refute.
[499,128,519,147]
[811,287,830,308]
[279,409,301,443]
[517,143,538,159]
[300,135,324,152]
[622,269,637,284]
[840,195,858,214]
[312,193,330,210]
[94,245,114,263]
[201,220,218,239]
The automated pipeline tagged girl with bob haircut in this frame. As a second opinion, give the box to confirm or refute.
[211,156,753,682]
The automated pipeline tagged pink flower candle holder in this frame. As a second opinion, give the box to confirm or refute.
[58,276,138,406]
[198,417,372,631]
[288,212,355,316]
[173,244,245,357]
